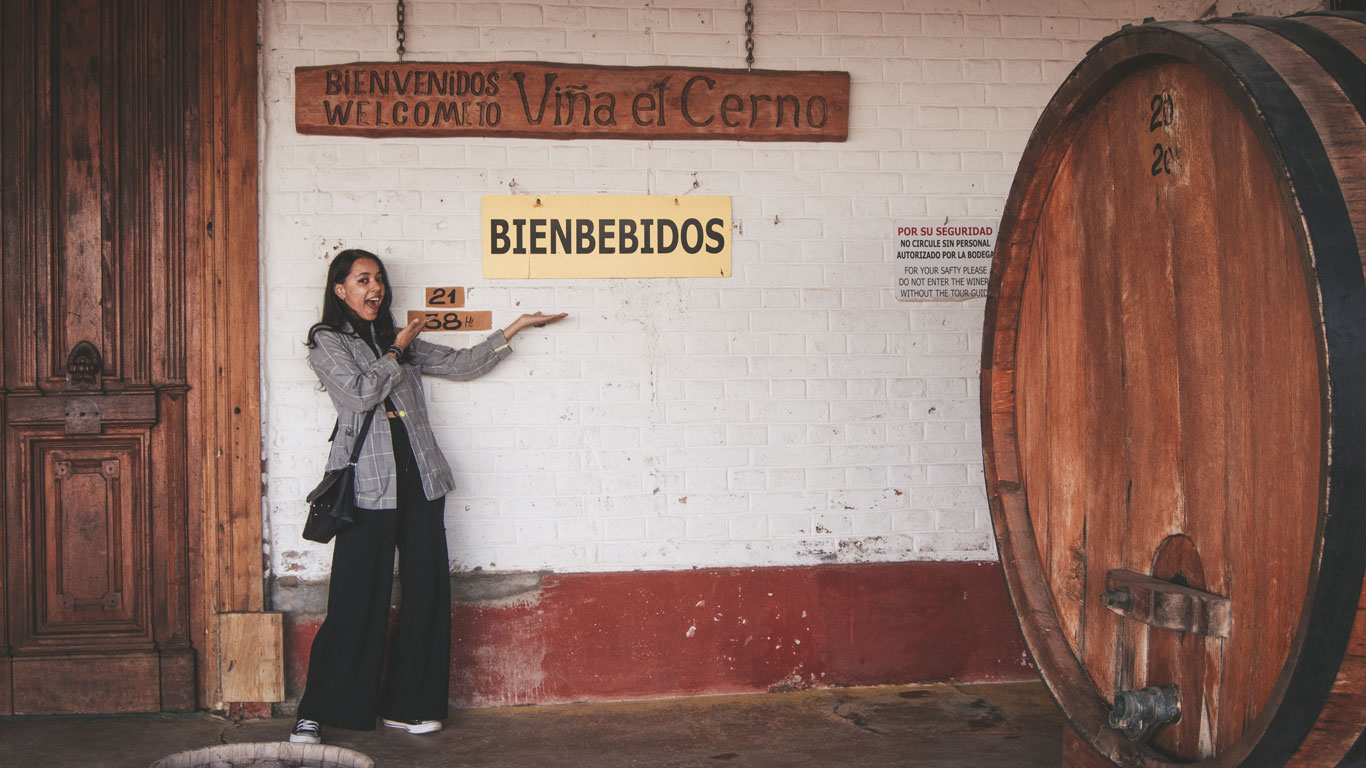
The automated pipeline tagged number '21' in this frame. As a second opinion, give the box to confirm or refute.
[429,287,461,306]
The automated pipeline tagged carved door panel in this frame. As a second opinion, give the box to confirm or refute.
[0,0,197,713]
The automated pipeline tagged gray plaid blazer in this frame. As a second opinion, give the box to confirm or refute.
[307,322,512,509]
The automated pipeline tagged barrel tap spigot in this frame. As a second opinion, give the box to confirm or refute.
[1109,685,1181,743]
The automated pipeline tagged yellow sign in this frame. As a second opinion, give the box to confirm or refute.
[482,195,732,279]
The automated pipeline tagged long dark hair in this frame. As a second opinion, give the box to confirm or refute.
[305,249,407,360]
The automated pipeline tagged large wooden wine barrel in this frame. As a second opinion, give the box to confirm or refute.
[981,13,1366,768]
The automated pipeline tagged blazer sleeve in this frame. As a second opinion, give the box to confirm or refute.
[307,328,403,411]
[410,329,513,381]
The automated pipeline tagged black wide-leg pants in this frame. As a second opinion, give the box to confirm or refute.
[297,418,452,730]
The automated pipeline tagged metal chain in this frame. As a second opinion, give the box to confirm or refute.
[396,0,407,61]
[744,1,755,69]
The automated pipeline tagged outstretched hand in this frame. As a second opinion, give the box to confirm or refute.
[504,311,569,339]
[394,317,424,349]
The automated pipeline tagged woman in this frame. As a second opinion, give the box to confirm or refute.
[291,249,566,744]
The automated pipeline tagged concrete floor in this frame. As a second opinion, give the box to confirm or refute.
[0,682,1065,768]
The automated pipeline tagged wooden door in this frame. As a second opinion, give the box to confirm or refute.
[0,0,199,714]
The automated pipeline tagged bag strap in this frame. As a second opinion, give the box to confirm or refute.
[347,406,381,466]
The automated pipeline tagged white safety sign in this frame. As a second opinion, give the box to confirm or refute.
[893,220,997,301]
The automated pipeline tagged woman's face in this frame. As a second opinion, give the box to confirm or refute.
[334,257,385,322]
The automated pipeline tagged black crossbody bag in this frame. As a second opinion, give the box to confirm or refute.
[303,406,379,544]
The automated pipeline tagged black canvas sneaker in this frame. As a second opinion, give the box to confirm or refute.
[290,718,322,744]
[382,717,442,734]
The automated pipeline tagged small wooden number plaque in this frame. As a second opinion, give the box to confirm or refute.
[408,310,493,332]
[425,287,465,307]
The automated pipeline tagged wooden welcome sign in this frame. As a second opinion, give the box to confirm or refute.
[295,61,849,142]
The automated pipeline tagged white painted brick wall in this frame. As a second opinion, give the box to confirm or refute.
[260,0,1322,580]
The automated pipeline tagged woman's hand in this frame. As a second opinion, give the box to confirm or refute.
[503,311,569,340]
[393,317,424,351]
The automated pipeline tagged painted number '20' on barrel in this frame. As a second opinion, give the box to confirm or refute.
[980,12,1366,768]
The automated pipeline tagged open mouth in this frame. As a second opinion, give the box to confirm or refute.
[364,296,381,312]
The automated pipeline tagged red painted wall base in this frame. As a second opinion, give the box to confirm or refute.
[284,561,1035,709]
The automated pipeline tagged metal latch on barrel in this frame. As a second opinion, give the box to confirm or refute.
[1100,569,1230,638]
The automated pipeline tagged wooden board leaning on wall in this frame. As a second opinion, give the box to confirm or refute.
[295,61,849,141]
